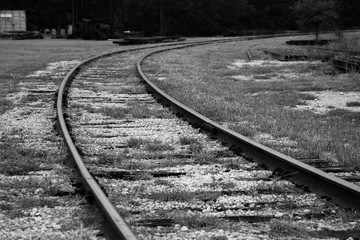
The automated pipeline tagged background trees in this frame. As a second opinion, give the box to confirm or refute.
[293,0,338,40]
[0,0,359,36]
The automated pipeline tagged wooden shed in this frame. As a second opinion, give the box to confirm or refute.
[0,10,26,32]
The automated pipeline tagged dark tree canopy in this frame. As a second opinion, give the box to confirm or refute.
[0,0,358,36]
[293,0,338,40]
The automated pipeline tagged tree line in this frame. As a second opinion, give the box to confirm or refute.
[1,0,359,36]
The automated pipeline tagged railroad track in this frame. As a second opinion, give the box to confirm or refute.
[57,39,360,239]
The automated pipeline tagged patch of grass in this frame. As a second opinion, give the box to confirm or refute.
[346,101,360,107]
[153,179,175,187]
[223,160,245,170]
[193,150,218,164]
[145,140,175,152]
[179,136,200,145]
[194,191,221,202]
[0,143,44,175]
[173,211,225,228]
[188,142,203,153]
[97,151,127,165]
[120,160,149,170]
[0,98,14,114]
[203,176,236,190]
[269,219,311,239]
[126,137,147,148]
[20,197,59,209]
[0,203,13,211]
[327,109,360,122]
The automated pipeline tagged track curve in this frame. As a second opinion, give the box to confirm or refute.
[57,37,360,239]
[137,44,360,211]
[56,39,247,239]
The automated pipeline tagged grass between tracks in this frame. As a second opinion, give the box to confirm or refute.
[144,32,360,168]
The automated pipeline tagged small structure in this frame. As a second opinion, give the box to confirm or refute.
[0,10,26,33]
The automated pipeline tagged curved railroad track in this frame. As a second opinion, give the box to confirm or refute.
[57,38,360,239]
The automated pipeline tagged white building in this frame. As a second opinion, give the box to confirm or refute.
[0,10,26,32]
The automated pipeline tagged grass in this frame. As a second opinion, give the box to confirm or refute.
[269,219,311,238]
[0,143,44,175]
[145,140,175,152]
[126,138,175,152]
[172,211,227,229]
[346,101,360,107]
[144,33,360,168]
[179,136,200,145]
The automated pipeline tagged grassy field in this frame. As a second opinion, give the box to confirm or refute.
[0,39,124,114]
[143,32,360,168]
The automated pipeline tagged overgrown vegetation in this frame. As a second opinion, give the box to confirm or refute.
[146,34,360,168]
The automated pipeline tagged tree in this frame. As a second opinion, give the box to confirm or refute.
[293,0,338,40]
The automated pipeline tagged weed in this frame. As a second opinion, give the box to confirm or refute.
[337,208,360,223]
[188,142,203,153]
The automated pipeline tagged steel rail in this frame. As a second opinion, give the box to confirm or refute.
[137,45,360,211]
[57,51,138,240]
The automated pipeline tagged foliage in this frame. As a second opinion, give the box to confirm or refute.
[293,0,338,40]
[0,0,358,36]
